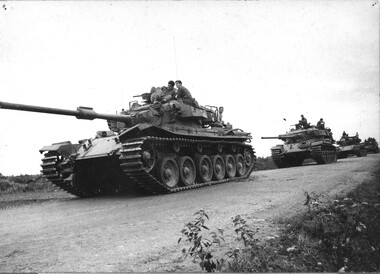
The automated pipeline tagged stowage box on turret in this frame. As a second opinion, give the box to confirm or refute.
[0,97,256,197]
[262,126,337,168]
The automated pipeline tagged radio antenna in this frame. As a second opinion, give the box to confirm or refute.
[173,36,178,79]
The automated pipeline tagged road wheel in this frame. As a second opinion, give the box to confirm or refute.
[212,155,226,181]
[196,155,213,183]
[224,154,236,178]
[235,154,246,176]
[177,156,196,186]
[159,157,179,189]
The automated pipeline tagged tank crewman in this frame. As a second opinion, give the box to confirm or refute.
[175,80,197,106]
[218,106,224,123]
[342,131,348,139]
[327,128,334,142]
[150,86,162,103]
[296,114,308,129]
[317,118,325,129]
[150,81,177,104]
[161,80,176,102]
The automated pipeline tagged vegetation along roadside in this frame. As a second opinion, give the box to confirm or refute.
[179,167,380,272]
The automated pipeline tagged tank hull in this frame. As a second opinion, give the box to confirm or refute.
[337,144,367,159]
[365,142,380,154]
[270,141,337,168]
[40,127,256,197]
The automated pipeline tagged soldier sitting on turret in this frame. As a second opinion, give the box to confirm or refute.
[317,118,325,129]
[342,131,348,139]
[296,114,309,129]
[326,128,335,142]
[150,80,177,104]
[218,106,224,124]
[165,80,176,101]
[175,80,199,107]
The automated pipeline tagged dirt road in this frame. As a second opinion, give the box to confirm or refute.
[1,154,379,272]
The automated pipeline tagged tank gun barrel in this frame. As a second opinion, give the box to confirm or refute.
[261,136,280,139]
[133,92,151,101]
[0,101,133,124]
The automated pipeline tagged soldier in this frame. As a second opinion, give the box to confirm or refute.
[342,131,348,139]
[150,86,162,103]
[326,128,334,142]
[218,106,224,123]
[160,80,177,103]
[317,118,325,129]
[150,81,176,104]
[297,115,308,129]
[175,80,196,106]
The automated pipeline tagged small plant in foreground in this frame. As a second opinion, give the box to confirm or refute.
[179,211,283,272]
[178,209,225,272]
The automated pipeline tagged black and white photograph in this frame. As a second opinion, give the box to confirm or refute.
[0,1,379,272]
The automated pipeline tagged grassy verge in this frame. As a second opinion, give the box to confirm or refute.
[0,174,56,193]
[0,174,71,209]
[179,167,380,272]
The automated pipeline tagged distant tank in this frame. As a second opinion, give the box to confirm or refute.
[336,134,367,158]
[364,137,380,154]
[0,95,256,197]
[261,126,337,168]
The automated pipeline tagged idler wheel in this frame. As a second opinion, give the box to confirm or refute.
[195,155,213,183]
[244,149,254,169]
[235,154,246,176]
[159,157,179,189]
[177,156,196,186]
[212,155,226,181]
[224,154,236,178]
[141,143,156,172]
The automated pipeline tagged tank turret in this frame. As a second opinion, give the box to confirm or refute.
[0,97,256,197]
[261,125,337,168]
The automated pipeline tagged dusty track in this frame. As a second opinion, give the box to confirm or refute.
[1,154,379,272]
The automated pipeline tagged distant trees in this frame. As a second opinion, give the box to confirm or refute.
[255,156,277,170]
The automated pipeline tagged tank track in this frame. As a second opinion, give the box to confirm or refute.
[40,152,87,197]
[41,136,255,197]
[310,144,337,164]
[356,147,367,157]
[119,136,256,195]
[270,148,289,168]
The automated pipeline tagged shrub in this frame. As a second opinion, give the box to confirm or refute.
[179,211,286,272]
[284,187,380,272]
[178,209,226,272]
[255,157,277,170]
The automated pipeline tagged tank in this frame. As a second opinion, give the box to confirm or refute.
[364,137,380,154]
[336,135,367,158]
[0,97,256,197]
[261,126,337,168]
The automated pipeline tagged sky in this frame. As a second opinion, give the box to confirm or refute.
[0,1,379,175]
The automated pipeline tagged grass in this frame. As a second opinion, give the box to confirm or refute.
[0,174,56,193]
